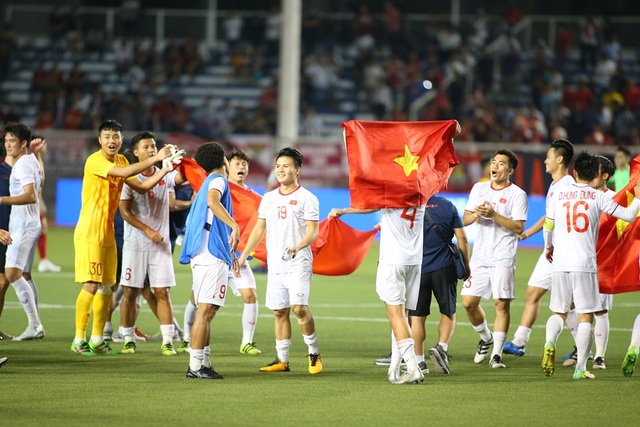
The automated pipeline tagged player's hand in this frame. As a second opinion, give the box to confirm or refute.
[231,254,241,278]
[156,145,173,161]
[29,138,46,155]
[634,180,640,198]
[0,230,12,245]
[519,232,529,241]
[145,228,163,243]
[328,208,343,218]
[545,245,554,263]
[475,201,494,218]
[229,227,240,253]
[237,254,247,269]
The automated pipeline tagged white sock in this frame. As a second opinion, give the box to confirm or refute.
[27,278,39,308]
[203,346,211,368]
[545,314,564,344]
[104,321,113,334]
[11,277,41,327]
[241,302,258,344]
[492,331,507,357]
[631,314,640,349]
[160,324,175,345]
[389,330,401,373]
[415,354,425,363]
[512,326,531,347]
[594,313,609,359]
[189,349,204,371]
[303,331,319,355]
[121,326,135,343]
[184,300,197,341]
[565,310,578,342]
[473,320,492,342]
[275,339,291,363]
[575,322,593,372]
[397,338,419,373]
[438,342,448,352]
[173,317,182,333]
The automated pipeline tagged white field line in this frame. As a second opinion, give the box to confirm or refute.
[4,302,637,332]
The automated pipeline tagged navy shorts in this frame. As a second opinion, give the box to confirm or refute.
[408,264,457,317]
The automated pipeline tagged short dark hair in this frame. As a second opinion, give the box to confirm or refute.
[550,139,574,167]
[227,148,250,163]
[493,148,518,170]
[574,151,599,181]
[131,131,155,149]
[195,142,225,173]
[596,155,615,178]
[276,147,304,168]
[4,122,31,144]
[616,146,631,158]
[121,147,138,164]
[98,119,123,134]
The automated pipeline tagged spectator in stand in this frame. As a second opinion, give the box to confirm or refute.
[224,11,244,53]
[593,51,617,96]
[579,16,600,72]
[264,5,281,62]
[84,27,106,60]
[182,38,203,81]
[370,78,394,120]
[49,6,67,56]
[353,3,374,37]
[0,23,17,81]
[622,78,640,112]
[121,0,142,37]
[382,1,405,57]
[300,106,325,138]
[500,40,522,105]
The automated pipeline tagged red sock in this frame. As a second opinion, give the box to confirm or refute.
[38,233,47,260]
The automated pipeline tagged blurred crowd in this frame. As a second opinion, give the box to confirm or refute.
[0,2,640,146]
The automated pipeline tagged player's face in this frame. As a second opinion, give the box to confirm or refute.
[544,148,560,175]
[3,132,27,158]
[98,129,123,161]
[228,157,249,185]
[614,151,630,168]
[589,166,609,190]
[274,156,299,187]
[490,154,513,185]
[134,138,157,162]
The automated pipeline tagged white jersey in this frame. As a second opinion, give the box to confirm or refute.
[542,174,575,247]
[465,181,528,267]
[121,168,176,252]
[547,183,640,272]
[258,185,319,274]
[9,153,43,231]
[379,207,425,265]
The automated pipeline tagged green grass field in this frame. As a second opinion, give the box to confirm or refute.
[1,227,638,427]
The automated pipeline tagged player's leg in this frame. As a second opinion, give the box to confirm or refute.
[148,251,177,355]
[234,263,261,355]
[428,265,456,374]
[592,294,612,370]
[572,272,598,379]
[118,248,147,353]
[408,270,433,374]
[179,292,197,353]
[187,260,226,379]
[37,207,61,272]
[461,266,493,363]
[260,273,291,373]
[622,313,640,377]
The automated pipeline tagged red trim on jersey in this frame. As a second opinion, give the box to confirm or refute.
[489,182,513,191]
[278,185,301,196]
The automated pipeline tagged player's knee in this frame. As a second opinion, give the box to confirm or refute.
[273,308,290,320]
[292,306,311,324]
[97,284,113,295]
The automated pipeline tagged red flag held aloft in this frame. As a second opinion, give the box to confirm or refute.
[341,120,460,209]
[597,155,640,294]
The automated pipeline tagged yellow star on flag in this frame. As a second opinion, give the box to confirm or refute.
[393,145,420,177]
[615,190,640,238]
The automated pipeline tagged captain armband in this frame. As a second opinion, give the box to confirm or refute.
[543,219,555,231]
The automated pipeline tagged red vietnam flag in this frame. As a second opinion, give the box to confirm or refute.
[341,120,459,209]
[229,184,377,275]
[597,155,640,294]
[229,182,264,254]
[178,157,207,193]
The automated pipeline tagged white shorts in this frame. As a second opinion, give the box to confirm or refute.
[461,265,515,300]
[375,262,421,310]
[598,293,613,312]
[5,226,39,272]
[528,252,552,290]
[120,248,176,289]
[228,263,256,297]
[192,258,229,307]
[550,271,600,314]
[265,269,312,310]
